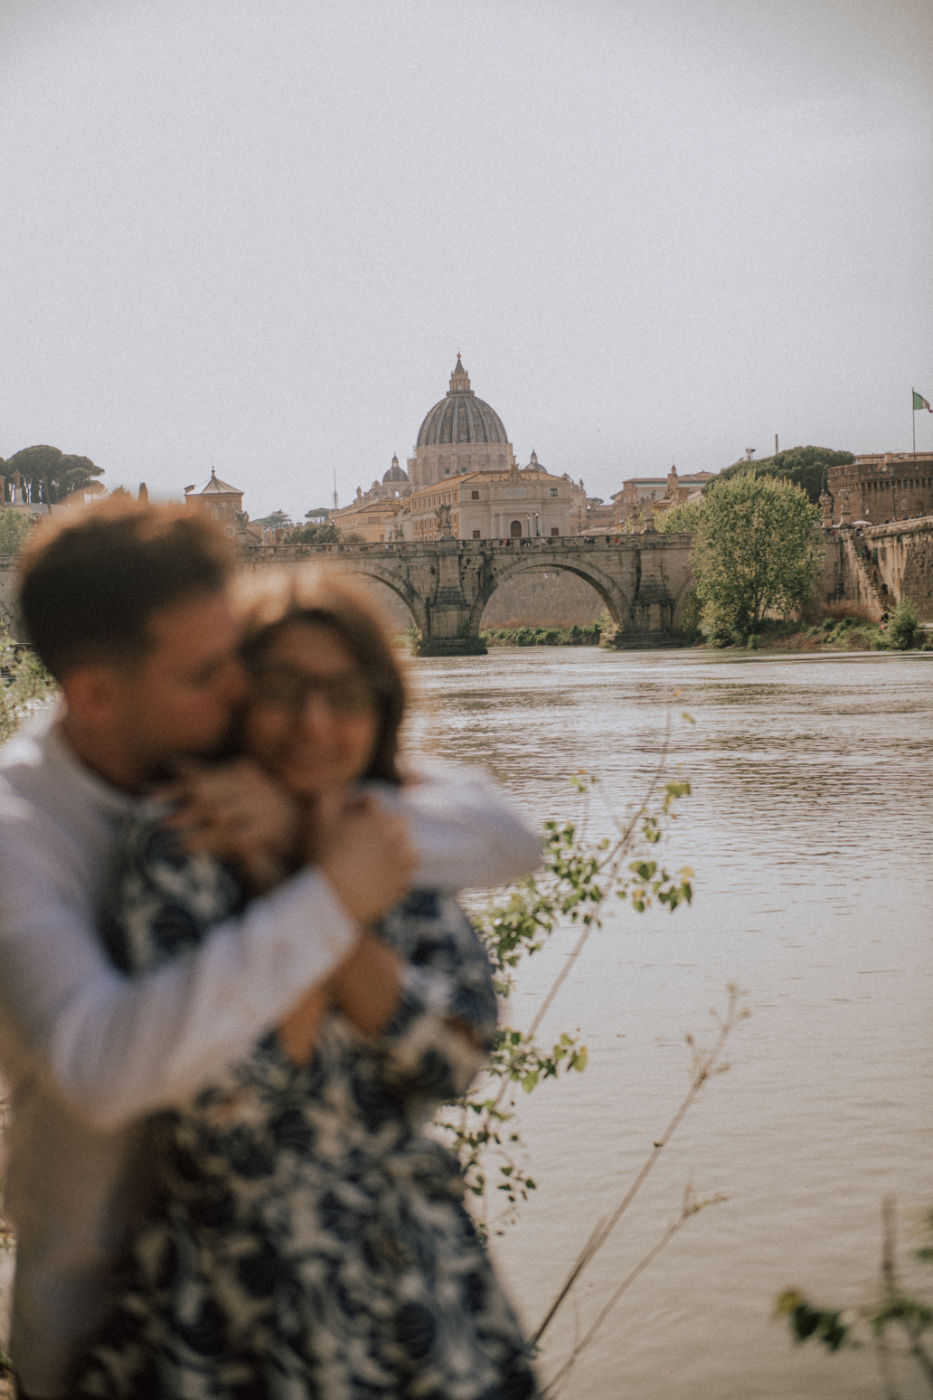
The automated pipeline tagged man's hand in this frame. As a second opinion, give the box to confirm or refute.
[316,793,414,925]
[157,759,302,889]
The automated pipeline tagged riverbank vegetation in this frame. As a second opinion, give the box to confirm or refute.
[710,599,930,653]
[479,602,931,654]
[481,620,606,647]
[0,627,55,743]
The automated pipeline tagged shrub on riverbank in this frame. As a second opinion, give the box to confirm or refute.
[717,605,931,653]
[886,598,923,650]
[481,621,605,647]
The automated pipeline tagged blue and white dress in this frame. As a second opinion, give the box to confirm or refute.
[72,818,538,1399]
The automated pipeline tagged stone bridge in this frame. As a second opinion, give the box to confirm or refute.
[241,533,695,654]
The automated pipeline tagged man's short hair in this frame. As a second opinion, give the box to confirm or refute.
[18,498,237,681]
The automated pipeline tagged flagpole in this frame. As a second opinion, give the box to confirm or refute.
[913,388,917,455]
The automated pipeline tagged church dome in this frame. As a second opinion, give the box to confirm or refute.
[416,356,508,448]
[383,454,408,484]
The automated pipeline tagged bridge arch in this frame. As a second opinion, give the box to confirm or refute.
[324,557,430,637]
[469,553,633,638]
[239,551,430,639]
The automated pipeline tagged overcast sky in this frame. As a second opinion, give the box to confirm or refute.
[2,0,931,521]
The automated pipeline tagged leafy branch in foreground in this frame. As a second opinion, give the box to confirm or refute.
[776,1197,933,1398]
[443,713,695,1219]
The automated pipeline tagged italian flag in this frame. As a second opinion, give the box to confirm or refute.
[913,390,932,412]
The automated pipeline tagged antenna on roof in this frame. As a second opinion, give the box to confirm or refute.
[332,467,339,512]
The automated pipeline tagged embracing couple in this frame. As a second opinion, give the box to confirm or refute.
[0,498,541,1398]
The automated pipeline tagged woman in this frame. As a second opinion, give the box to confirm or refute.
[73,566,539,1399]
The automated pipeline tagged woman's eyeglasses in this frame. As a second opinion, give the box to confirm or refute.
[248,663,376,716]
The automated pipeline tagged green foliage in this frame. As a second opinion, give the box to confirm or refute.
[775,1291,851,1351]
[717,445,854,503]
[2,445,105,506]
[776,1200,933,1396]
[0,508,34,555]
[886,598,922,651]
[282,519,343,546]
[0,621,56,744]
[691,474,822,641]
[655,499,704,534]
[251,510,293,533]
[480,621,604,647]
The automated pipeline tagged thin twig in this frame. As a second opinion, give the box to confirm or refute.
[540,1190,704,1398]
[531,987,745,1362]
[874,1197,901,1399]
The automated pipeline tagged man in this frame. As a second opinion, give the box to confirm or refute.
[0,499,539,1397]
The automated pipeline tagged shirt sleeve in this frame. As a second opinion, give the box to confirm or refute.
[0,806,357,1132]
[377,763,542,892]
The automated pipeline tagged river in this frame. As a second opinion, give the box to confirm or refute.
[405,648,933,1400]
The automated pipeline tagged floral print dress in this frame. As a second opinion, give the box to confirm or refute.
[72,816,538,1400]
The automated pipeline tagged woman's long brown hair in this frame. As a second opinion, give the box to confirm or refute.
[235,564,408,785]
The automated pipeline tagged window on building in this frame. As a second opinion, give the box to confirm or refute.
[550,526,560,536]
[472,529,481,539]
[550,488,558,497]
[471,490,480,500]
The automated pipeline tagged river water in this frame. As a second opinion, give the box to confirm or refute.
[405,648,933,1400]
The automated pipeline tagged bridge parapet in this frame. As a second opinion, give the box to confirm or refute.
[241,534,695,653]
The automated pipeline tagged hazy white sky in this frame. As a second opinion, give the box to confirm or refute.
[2,0,931,521]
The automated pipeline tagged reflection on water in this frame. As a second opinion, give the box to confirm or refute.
[406,649,933,1400]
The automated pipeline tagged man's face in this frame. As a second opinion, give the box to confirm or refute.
[109,590,246,779]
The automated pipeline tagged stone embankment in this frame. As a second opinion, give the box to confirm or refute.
[822,518,933,621]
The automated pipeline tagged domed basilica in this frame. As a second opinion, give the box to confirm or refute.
[332,356,586,542]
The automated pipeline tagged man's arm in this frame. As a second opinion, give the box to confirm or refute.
[381,763,542,891]
[0,801,411,1132]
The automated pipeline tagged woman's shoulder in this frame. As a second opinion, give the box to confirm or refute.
[107,802,244,971]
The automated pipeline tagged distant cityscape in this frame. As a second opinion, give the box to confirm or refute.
[3,356,932,540]
[183,357,933,544]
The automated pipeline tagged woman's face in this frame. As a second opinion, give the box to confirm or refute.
[242,620,380,798]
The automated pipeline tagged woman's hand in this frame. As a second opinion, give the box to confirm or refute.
[312,791,415,925]
[157,758,303,891]
[277,931,403,1066]
[278,984,332,1064]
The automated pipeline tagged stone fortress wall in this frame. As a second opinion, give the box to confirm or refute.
[821,518,933,620]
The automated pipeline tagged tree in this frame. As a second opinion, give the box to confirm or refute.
[717,445,854,504]
[283,519,342,546]
[886,598,922,650]
[0,508,34,555]
[2,445,105,508]
[252,510,292,532]
[691,474,821,641]
[655,498,705,534]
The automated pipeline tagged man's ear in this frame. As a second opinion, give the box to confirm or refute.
[59,665,126,725]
